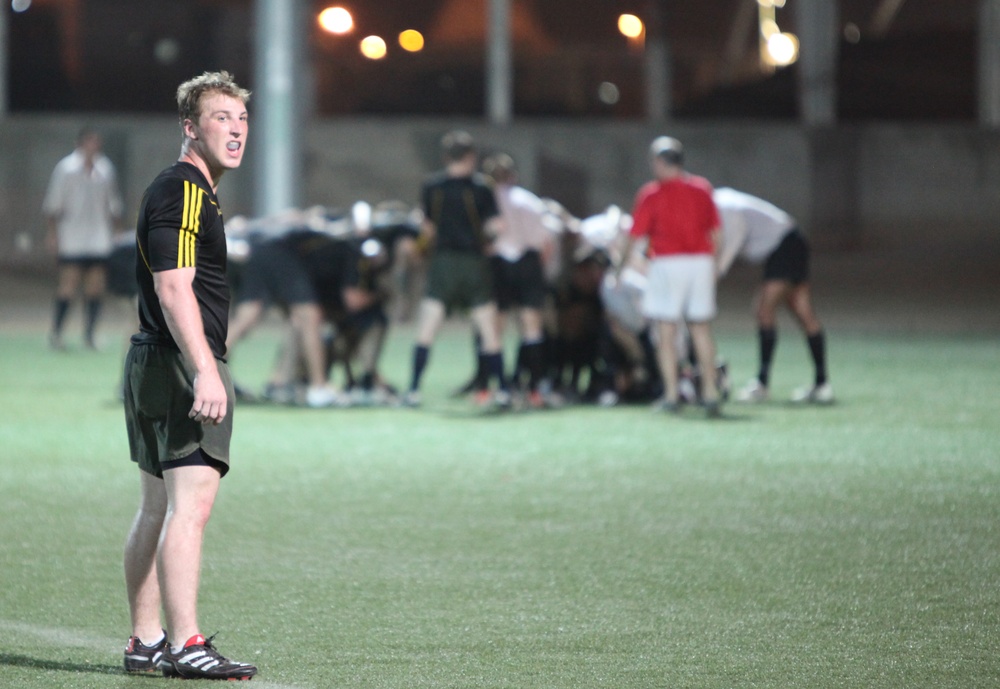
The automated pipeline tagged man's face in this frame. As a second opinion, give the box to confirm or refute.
[79,133,102,160]
[187,92,248,171]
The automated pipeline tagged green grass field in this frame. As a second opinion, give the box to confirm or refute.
[1,321,998,688]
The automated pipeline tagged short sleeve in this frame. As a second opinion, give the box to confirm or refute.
[42,163,67,216]
[145,178,207,272]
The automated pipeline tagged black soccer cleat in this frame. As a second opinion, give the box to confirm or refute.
[160,633,257,681]
[123,630,168,674]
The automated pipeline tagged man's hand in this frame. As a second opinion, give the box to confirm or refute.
[190,368,227,425]
[155,267,228,425]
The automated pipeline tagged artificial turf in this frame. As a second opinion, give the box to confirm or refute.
[0,324,998,688]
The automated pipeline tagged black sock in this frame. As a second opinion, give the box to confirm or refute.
[84,298,102,344]
[521,341,544,392]
[52,298,70,336]
[483,352,507,391]
[807,330,827,386]
[758,327,777,386]
[410,345,429,391]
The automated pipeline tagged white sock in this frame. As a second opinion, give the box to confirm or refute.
[141,631,166,647]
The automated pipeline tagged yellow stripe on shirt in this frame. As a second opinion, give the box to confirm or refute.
[177,180,204,269]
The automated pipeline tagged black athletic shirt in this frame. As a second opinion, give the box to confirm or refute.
[132,162,230,360]
[285,231,381,312]
[421,171,499,253]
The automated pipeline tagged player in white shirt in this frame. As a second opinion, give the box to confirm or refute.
[714,187,832,404]
[482,153,556,406]
[43,127,123,349]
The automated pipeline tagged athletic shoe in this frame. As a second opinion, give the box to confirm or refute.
[262,382,297,405]
[123,630,167,674]
[597,390,619,408]
[790,382,835,404]
[306,385,342,408]
[677,375,698,405]
[474,389,512,409]
[493,389,513,409]
[704,400,723,419]
[652,396,681,414]
[735,379,769,403]
[401,390,422,408]
[369,383,399,407]
[159,633,257,681]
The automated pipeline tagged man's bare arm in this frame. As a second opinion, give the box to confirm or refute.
[154,267,227,425]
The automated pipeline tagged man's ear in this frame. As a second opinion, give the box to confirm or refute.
[182,118,198,140]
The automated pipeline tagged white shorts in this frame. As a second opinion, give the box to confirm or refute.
[642,255,716,322]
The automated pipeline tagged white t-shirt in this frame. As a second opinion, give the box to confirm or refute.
[601,267,647,334]
[493,183,553,262]
[43,150,122,258]
[713,187,795,276]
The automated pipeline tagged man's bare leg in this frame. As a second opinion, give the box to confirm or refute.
[124,471,168,642]
[158,464,220,648]
[688,321,719,404]
[654,320,680,405]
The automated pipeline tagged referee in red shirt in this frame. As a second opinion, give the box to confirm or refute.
[618,136,723,417]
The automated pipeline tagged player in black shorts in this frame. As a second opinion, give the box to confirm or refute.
[404,130,509,407]
[121,71,257,680]
[714,187,832,404]
[226,229,394,404]
[482,153,554,406]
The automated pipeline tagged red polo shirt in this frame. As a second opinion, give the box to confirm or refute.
[629,174,719,257]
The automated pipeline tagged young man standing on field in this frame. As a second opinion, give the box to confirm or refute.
[121,71,257,680]
[404,130,508,407]
[42,126,123,350]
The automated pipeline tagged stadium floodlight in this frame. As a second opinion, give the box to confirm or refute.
[399,29,425,52]
[360,35,387,60]
[318,6,353,35]
[766,31,799,66]
[617,14,644,39]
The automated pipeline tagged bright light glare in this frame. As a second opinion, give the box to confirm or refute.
[360,35,387,60]
[12,0,32,11]
[766,32,799,66]
[617,14,644,39]
[759,17,779,38]
[318,7,353,35]
[398,29,425,52]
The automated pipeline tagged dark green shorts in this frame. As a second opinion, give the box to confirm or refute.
[123,344,234,478]
[426,251,494,310]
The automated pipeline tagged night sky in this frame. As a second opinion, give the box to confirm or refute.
[6,0,980,118]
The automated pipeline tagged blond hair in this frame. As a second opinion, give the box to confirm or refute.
[176,71,251,124]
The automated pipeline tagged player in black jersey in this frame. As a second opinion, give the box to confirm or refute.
[121,71,257,681]
[404,130,509,407]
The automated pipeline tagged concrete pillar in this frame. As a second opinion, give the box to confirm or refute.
[795,0,838,125]
[643,1,671,121]
[0,4,8,118]
[980,0,1000,127]
[487,0,513,125]
[254,0,303,216]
